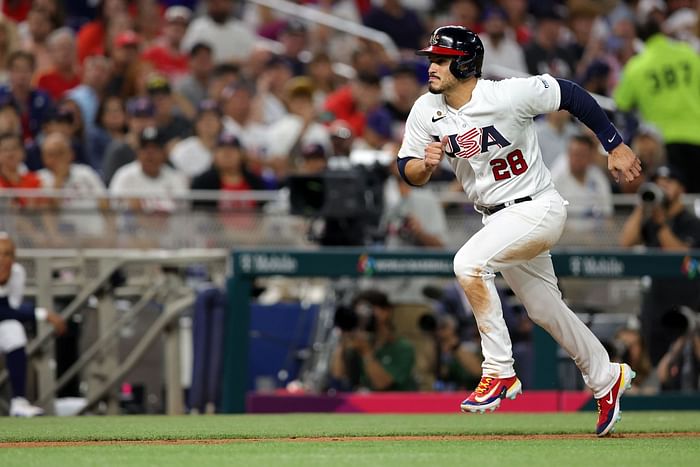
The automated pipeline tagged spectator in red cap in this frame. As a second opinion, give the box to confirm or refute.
[142,6,192,80]
[105,30,143,98]
[35,27,81,101]
[77,0,128,63]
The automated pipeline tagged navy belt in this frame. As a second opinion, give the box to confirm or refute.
[477,196,532,215]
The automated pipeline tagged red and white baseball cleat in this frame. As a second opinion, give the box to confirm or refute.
[595,363,636,437]
[460,375,522,413]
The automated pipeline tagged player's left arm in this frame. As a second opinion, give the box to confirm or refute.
[556,78,641,183]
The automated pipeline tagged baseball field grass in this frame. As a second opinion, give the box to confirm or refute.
[1,412,698,466]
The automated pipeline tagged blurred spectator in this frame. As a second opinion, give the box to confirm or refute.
[611,326,658,394]
[19,6,54,75]
[535,110,580,169]
[35,27,80,101]
[190,132,264,210]
[480,6,527,78]
[330,290,417,391]
[141,6,192,80]
[0,15,21,84]
[435,0,481,31]
[266,77,331,180]
[663,8,700,52]
[500,0,532,45]
[102,96,155,185]
[619,165,700,365]
[109,126,188,213]
[24,105,91,171]
[219,81,267,160]
[0,96,21,139]
[76,0,127,63]
[432,314,482,390]
[381,159,447,249]
[67,55,112,131]
[105,30,143,98]
[95,95,128,143]
[146,74,192,149]
[0,233,65,417]
[324,72,384,138]
[617,124,665,194]
[278,19,308,77]
[0,132,40,207]
[181,0,256,65]
[134,0,161,46]
[0,51,53,142]
[355,107,395,152]
[170,99,222,179]
[37,132,107,237]
[579,60,612,98]
[306,52,342,111]
[295,143,328,176]
[524,9,575,78]
[613,18,700,193]
[207,62,240,103]
[362,0,425,51]
[384,63,422,135]
[175,42,214,109]
[565,4,601,77]
[656,307,699,391]
[257,55,294,125]
[550,134,613,222]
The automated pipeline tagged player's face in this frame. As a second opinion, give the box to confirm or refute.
[427,56,458,94]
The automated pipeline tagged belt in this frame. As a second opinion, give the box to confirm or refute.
[477,196,532,216]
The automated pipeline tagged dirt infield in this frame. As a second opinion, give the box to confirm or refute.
[2,432,699,448]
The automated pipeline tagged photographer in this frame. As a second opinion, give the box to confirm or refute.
[330,290,417,391]
[424,314,482,391]
[656,307,699,391]
[619,165,700,365]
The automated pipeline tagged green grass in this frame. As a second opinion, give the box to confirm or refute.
[1,413,699,467]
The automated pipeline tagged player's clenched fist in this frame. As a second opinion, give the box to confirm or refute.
[424,136,448,171]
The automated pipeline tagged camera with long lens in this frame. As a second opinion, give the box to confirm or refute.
[638,182,666,206]
[334,302,376,333]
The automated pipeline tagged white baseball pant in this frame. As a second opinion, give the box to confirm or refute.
[0,320,28,354]
[453,189,619,398]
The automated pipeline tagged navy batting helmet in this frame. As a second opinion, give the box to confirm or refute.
[416,26,484,80]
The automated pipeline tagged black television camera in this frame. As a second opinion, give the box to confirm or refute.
[288,158,388,246]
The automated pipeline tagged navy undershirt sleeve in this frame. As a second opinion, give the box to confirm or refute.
[556,78,622,153]
[396,157,422,187]
[0,296,36,323]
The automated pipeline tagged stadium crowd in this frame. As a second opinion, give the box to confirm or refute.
[0,0,699,413]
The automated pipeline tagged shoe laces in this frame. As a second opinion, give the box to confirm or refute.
[475,377,494,395]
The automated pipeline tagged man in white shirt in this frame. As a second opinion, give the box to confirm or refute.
[38,132,107,237]
[181,0,256,64]
[110,127,189,213]
[479,6,528,78]
[551,134,613,232]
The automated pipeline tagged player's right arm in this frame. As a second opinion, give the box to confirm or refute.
[397,95,440,186]
[401,138,447,186]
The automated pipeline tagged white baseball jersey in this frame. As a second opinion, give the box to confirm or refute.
[0,263,25,308]
[399,73,561,206]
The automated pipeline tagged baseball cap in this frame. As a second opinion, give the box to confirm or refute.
[114,30,140,48]
[301,143,326,160]
[283,19,307,35]
[216,132,242,149]
[126,97,154,118]
[0,94,19,113]
[482,6,508,21]
[365,108,393,140]
[139,126,165,146]
[329,120,353,140]
[197,99,221,116]
[652,165,687,187]
[164,5,192,23]
[146,74,172,95]
[284,76,314,100]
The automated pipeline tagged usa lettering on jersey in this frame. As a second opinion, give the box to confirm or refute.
[440,125,511,159]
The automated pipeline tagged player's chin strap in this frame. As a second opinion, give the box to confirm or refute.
[556,78,622,154]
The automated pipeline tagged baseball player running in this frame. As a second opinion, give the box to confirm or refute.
[398,26,641,436]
